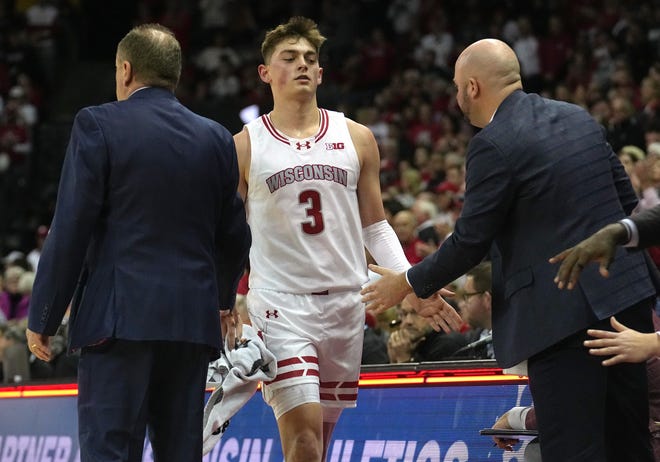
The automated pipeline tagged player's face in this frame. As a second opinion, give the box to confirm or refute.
[260,37,323,98]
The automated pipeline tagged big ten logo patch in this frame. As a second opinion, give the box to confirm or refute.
[325,142,344,150]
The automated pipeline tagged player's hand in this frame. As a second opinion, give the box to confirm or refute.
[361,265,412,313]
[220,309,243,351]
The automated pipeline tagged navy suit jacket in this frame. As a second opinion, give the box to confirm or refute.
[408,90,656,368]
[28,87,251,357]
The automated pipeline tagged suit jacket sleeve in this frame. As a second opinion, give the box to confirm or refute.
[28,108,107,334]
[215,138,251,309]
[408,135,514,297]
[633,204,660,248]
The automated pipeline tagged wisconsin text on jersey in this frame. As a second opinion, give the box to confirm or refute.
[266,164,348,193]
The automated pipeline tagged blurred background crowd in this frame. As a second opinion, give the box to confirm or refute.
[0,0,659,383]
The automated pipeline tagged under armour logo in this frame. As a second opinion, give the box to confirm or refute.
[266,310,279,319]
[295,141,311,150]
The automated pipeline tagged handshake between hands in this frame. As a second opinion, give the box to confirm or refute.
[360,264,463,333]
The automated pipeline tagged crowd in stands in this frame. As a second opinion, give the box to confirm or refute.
[1,0,660,381]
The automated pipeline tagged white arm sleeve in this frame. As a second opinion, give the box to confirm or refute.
[362,220,411,272]
[506,406,532,430]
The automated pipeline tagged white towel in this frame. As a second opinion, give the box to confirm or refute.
[202,324,277,455]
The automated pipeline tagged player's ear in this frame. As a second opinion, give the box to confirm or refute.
[258,64,271,84]
[317,67,323,85]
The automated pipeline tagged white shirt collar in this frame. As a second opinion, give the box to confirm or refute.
[127,86,150,98]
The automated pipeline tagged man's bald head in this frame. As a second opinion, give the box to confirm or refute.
[457,39,521,89]
[453,39,522,127]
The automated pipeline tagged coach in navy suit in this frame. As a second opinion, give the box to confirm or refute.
[26,24,250,462]
[363,39,655,461]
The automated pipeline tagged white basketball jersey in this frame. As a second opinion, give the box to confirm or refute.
[245,109,368,293]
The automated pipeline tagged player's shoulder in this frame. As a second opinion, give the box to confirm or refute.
[233,125,251,154]
[343,116,376,146]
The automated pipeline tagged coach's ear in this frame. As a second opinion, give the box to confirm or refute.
[467,76,479,100]
[116,58,134,101]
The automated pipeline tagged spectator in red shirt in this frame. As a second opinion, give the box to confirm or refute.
[392,210,425,264]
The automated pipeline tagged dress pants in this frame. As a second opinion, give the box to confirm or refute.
[528,299,654,462]
[77,339,210,462]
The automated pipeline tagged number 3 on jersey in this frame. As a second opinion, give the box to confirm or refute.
[299,189,324,235]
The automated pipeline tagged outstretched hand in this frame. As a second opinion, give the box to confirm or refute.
[411,293,463,333]
[361,265,461,332]
[361,265,413,314]
[584,316,659,366]
[549,223,624,289]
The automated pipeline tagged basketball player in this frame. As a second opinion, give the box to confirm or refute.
[234,16,460,462]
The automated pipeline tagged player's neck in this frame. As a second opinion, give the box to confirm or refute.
[269,100,320,139]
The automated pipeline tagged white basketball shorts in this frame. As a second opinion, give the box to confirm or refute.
[247,288,365,409]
